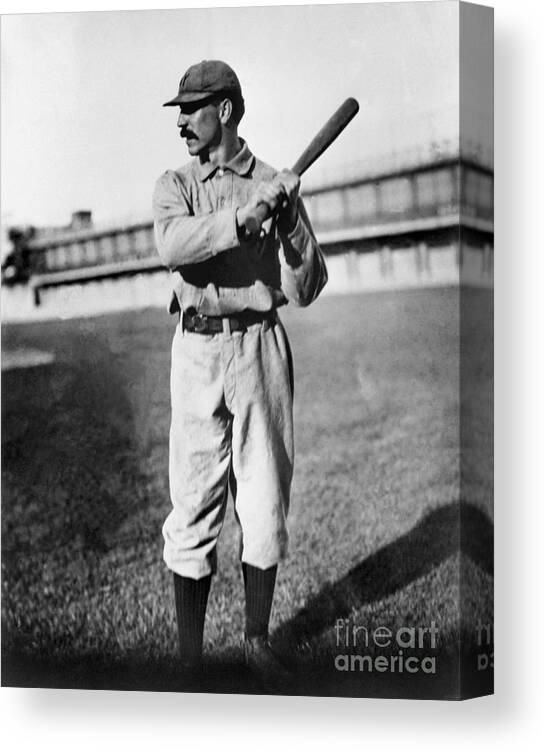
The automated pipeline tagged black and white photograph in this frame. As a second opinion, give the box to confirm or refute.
[1,0,493,700]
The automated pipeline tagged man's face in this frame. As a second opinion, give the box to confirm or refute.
[177,100,222,158]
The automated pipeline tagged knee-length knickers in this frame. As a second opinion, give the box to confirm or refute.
[163,316,294,580]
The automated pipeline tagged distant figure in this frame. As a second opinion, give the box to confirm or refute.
[1,227,34,285]
[153,60,327,687]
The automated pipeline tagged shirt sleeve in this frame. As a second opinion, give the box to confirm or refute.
[278,198,328,307]
[152,170,240,268]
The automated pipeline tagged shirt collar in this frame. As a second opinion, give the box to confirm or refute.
[196,139,255,182]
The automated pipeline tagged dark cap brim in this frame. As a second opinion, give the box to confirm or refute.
[162,91,215,107]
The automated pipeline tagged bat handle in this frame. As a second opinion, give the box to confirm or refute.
[243,201,273,236]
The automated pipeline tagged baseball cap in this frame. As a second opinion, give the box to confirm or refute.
[163,60,243,108]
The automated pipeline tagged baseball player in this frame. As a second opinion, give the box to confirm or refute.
[152,60,327,685]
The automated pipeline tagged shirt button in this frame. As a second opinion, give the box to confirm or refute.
[218,168,224,177]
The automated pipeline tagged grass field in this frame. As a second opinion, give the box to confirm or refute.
[1,288,493,697]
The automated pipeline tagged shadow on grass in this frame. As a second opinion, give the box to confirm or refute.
[0,646,466,698]
[2,332,144,555]
[274,501,493,647]
[0,649,262,695]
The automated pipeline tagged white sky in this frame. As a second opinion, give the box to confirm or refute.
[1,1,491,229]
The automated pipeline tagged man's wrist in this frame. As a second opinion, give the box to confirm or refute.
[236,206,252,242]
[236,206,247,226]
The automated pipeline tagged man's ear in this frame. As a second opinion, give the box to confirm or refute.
[218,97,233,125]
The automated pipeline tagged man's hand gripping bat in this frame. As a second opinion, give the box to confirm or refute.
[243,97,360,236]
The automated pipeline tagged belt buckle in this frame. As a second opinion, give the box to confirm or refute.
[193,313,208,333]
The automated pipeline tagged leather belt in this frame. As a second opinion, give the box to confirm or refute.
[182,309,277,334]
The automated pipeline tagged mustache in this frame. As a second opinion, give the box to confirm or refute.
[180,128,197,140]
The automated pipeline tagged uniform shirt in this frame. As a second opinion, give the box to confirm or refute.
[152,140,328,316]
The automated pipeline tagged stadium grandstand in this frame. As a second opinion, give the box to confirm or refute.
[1,142,493,322]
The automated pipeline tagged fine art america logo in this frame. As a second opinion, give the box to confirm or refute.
[334,618,439,674]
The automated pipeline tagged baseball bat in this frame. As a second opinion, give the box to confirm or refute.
[244,97,360,235]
